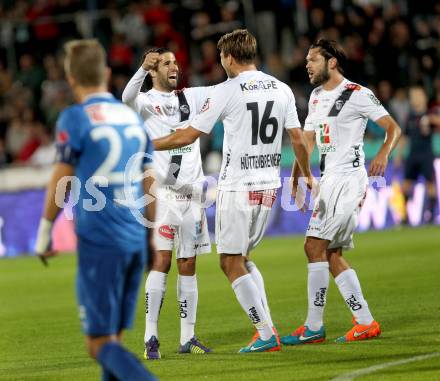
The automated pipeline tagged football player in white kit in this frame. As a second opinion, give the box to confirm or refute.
[152,29,314,353]
[122,48,212,358]
[281,39,401,345]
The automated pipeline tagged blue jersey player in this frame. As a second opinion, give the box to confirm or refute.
[35,40,156,381]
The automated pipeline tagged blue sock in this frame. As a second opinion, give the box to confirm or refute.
[97,342,156,381]
[102,368,118,381]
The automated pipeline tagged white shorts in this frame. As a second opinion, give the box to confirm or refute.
[154,187,211,258]
[215,189,277,256]
[306,170,368,251]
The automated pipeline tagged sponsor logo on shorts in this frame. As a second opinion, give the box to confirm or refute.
[194,242,210,250]
[346,294,362,311]
[159,225,175,240]
[195,220,203,235]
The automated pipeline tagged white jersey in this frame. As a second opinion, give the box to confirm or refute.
[191,70,301,191]
[122,67,212,189]
[304,78,389,176]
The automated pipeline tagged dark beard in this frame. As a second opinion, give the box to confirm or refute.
[159,77,177,92]
[311,66,330,86]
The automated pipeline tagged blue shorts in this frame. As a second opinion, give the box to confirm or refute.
[76,238,146,336]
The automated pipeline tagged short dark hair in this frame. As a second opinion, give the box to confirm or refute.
[141,47,172,92]
[217,29,257,65]
[310,39,346,74]
[64,39,106,86]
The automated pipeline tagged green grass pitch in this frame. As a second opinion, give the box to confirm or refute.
[1,226,440,380]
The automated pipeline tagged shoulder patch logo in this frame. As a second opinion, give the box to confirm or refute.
[345,83,361,91]
[201,98,210,112]
[367,93,382,106]
[57,130,69,144]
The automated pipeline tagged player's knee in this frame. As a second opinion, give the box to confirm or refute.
[86,336,117,360]
[177,257,196,275]
[153,252,172,273]
[304,240,314,258]
[219,256,228,275]
[85,339,101,360]
[304,240,324,262]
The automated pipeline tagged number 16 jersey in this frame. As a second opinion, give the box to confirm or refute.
[191,70,301,191]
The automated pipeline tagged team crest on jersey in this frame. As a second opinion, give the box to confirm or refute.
[201,98,210,112]
[345,83,361,91]
[335,100,344,111]
[319,123,331,144]
[179,104,190,114]
[155,105,161,114]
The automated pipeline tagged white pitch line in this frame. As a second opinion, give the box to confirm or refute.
[330,352,440,381]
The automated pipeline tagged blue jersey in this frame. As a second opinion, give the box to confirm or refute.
[56,93,153,251]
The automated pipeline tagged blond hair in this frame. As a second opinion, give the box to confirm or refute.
[64,39,106,87]
[217,29,257,64]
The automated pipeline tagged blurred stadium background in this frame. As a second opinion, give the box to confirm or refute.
[0,0,439,257]
[1,2,440,381]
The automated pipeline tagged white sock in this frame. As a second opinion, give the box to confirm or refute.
[246,261,274,329]
[231,274,273,341]
[335,269,374,325]
[177,274,198,345]
[304,262,329,331]
[144,271,167,342]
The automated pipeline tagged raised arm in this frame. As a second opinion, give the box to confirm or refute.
[122,53,159,110]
